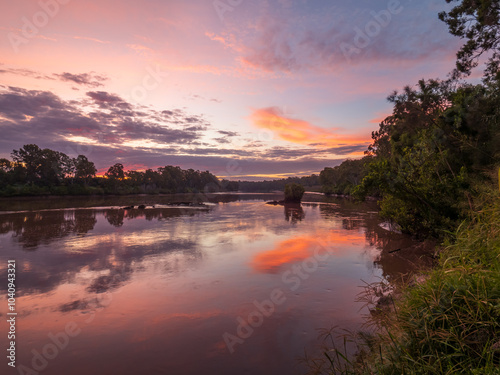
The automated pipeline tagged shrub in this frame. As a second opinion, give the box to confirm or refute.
[284,183,305,203]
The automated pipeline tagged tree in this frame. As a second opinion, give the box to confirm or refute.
[221,179,239,191]
[11,144,71,185]
[105,163,125,180]
[320,157,371,195]
[11,144,43,184]
[284,183,305,203]
[439,0,500,81]
[356,77,500,236]
[0,158,12,188]
[0,158,12,173]
[74,155,96,184]
[158,165,183,192]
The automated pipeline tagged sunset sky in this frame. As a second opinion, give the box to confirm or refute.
[0,0,462,180]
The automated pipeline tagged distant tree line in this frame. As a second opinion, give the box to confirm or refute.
[237,175,320,192]
[0,143,324,197]
[0,144,230,196]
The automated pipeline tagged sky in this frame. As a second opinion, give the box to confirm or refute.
[0,0,463,180]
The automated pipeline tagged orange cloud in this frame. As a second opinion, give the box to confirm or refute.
[250,107,370,148]
[126,44,154,55]
[252,231,363,273]
[205,32,243,53]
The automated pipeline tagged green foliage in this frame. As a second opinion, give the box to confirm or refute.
[354,78,500,236]
[220,179,239,191]
[320,157,371,195]
[377,192,500,374]
[284,183,305,202]
[439,0,500,81]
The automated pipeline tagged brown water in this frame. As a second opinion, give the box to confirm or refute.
[0,193,429,375]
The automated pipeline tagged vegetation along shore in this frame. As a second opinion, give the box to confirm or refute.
[306,1,500,373]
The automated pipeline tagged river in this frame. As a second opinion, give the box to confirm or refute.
[0,193,431,375]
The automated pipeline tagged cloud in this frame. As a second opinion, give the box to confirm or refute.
[0,88,362,178]
[0,86,210,159]
[86,91,132,109]
[261,145,367,159]
[126,44,154,55]
[0,68,54,81]
[0,87,68,121]
[0,68,108,88]
[250,107,370,149]
[240,17,298,73]
[73,36,110,44]
[217,130,239,137]
[214,137,230,144]
[208,1,459,74]
[213,130,240,145]
[54,72,108,88]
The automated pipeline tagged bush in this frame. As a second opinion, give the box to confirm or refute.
[284,183,305,203]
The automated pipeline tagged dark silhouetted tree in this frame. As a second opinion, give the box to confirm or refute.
[74,155,97,184]
[105,163,125,180]
[439,0,500,81]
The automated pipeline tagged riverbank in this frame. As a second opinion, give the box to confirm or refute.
[313,187,500,374]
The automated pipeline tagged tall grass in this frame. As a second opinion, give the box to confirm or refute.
[309,187,500,375]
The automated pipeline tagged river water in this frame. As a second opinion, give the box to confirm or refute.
[0,193,429,375]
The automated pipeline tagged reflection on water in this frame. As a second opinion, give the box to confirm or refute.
[0,194,431,375]
[284,203,305,223]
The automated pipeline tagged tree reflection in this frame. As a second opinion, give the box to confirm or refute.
[104,209,125,227]
[1,210,96,249]
[0,208,205,299]
[75,210,98,234]
[317,200,434,282]
[284,203,305,223]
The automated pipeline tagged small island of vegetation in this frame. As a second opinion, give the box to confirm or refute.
[284,183,305,203]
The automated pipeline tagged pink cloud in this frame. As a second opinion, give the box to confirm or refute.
[73,36,110,44]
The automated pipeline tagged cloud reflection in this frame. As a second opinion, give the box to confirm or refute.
[251,230,363,273]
